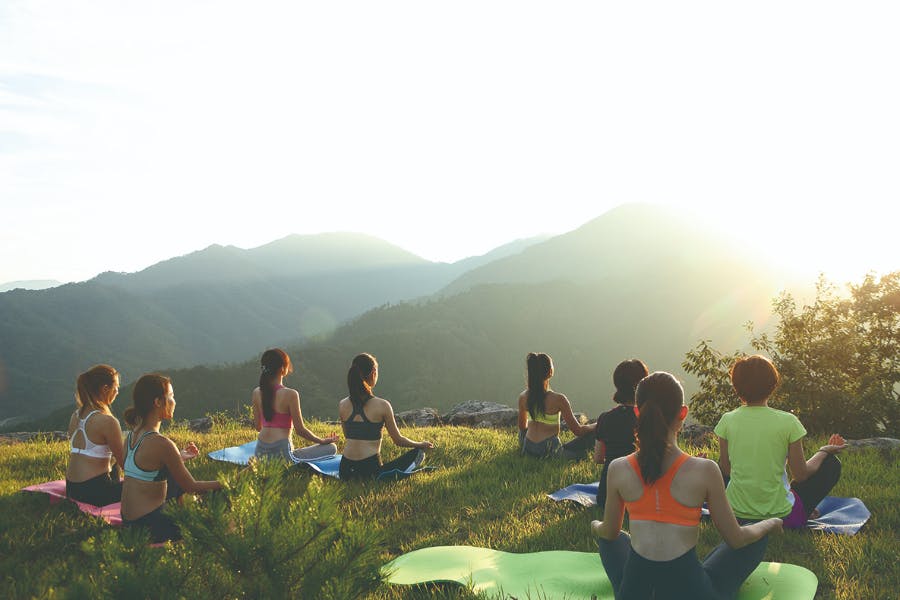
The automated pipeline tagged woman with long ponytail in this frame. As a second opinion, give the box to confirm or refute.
[65,364,126,505]
[120,374,222,543]
[517,352,595,458]
[591,372,782,599]
[338,353,434,480]
[251,348,338,463]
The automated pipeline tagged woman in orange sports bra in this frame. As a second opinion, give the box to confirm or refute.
[591,372,782,600]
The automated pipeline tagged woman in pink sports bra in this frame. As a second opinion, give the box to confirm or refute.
[251,348,338,463]
[65,364,126,506]
[591,372,782,599]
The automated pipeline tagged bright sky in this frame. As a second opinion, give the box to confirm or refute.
[1,1,897,285]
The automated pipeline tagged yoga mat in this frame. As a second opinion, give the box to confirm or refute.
[549,483,869,534]
[21,479,123,525]
[207,440,336,466]
[383,546,818,600]
[301,454,436,481]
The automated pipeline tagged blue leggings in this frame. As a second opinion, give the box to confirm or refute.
[599,531,764,600]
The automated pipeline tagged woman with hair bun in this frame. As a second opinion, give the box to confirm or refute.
[120,374,222,543]
[251,348,338,463]
[593,359,649,508]
[592,372,782,599]
[338,353,433,480]
[517,352,596,458]
[65,364,126,505]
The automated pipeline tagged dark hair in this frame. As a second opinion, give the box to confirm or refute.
[730,355,780,404]
[612,359,649,405]
[635,372,685,485]
[347,353,377,412]
[526,352,553,420]
[260,348,292,422]
[124,374,171,429]
[75,364,118,415]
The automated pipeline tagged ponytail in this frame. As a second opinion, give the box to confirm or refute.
[259,348,292,422]
[526,352,553,419]
[347,353,376,412]
[635,372,685,485]
[124,374,171,429]
[75,364,118,416]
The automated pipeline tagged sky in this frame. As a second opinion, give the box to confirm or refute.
[1,1,897,286]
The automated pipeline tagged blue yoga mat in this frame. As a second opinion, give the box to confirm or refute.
[209,441,434,481]
[549,483,870,535]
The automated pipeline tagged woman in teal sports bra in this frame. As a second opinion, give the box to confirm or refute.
[120,374,222,543]
[251,348,338,463]
[517,352,596,458]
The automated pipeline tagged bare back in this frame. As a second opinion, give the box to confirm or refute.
[339,396,386,460]
[252,385,298,443]
[65,409,123,483]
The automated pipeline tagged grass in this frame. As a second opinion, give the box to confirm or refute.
[1,423,897,599]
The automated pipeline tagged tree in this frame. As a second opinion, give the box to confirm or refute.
[684,272,900,437]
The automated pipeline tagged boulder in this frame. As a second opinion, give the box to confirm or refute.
[443,401,518,428]
[395,408,442,427]
[846,437,900,450]
[188,416,213,433]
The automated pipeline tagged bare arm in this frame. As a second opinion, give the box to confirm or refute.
[717,436,731,477]
[102,416,126,468]
[289,391,336,445]
[383,401,433,449]
[787,434,846,482]
[593,439,605,464]
[591,458,627,540]
[517,393,528,431]
[558,395,593,437]
[160,438,221,493]
[704,459,781,548]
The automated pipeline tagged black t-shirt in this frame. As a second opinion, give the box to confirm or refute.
[594,404,637,464]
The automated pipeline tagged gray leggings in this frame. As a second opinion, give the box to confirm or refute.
[254,438,337,463]
[599,531,763,600]
[519,429,595,459]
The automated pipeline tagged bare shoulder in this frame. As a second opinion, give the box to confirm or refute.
[517,390,528,406]
[547,391,570,409]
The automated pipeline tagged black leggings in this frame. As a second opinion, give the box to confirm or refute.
[338,449,421,481]
[66,471,122,506]
[599,531,763,600]
[792,453,842,518]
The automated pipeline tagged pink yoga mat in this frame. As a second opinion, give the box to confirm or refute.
[22,479,123,526]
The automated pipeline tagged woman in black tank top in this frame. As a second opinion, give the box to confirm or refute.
[338,353,434,480]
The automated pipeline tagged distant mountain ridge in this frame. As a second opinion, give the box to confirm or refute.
[0,280,62,293]
[0,232,546,423]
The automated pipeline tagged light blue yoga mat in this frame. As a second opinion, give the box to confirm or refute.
[208,441,434,481]
[549,483,870,534]
[383,546,819,600]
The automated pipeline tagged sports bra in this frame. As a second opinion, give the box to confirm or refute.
[624,452,702,527]
[69,410,113,459]
[342,401,384,441]
[260,384,292,429]
[530,410,560,426]
[124,431,169,482]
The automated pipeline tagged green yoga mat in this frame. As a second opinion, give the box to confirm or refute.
[383,546,818,599]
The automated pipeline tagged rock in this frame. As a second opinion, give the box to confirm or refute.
[681,424,714,446]
[0,431,68,443]
[846,437,900,450]
[188,416,213,433]
[443,401,518,427]
[395,408,442,427]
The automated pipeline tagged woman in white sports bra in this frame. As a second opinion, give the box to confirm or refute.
[65,364,126,506]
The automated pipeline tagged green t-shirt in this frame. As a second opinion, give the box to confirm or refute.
[714,405,807,519]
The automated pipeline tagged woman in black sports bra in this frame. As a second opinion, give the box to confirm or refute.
[337,353,434,480]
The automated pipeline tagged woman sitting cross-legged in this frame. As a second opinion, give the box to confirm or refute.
[591,372,782,600]
[120,374,222,543]
[338,353,434,481]
[517,352,596,459]
[251,348,338,463]
[65,364,126,506]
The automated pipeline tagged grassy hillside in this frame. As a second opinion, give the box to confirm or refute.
[1,424,895,599]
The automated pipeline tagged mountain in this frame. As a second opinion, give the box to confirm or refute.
[0,280,62,293]
[12,204,809,429]
[0,233,544,424]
